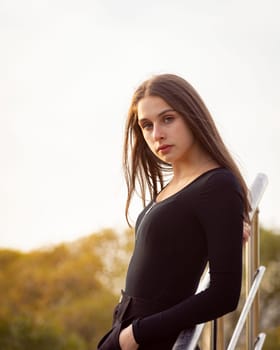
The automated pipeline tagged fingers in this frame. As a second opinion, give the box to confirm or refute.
[243,221,251,244]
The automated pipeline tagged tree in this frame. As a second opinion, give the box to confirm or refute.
[0,316,86,350]
[0,227,134,349]
[259,228,280,349]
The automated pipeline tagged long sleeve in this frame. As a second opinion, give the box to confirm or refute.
[132,171,244,345]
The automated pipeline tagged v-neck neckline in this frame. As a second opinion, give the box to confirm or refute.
[154,167,224,205]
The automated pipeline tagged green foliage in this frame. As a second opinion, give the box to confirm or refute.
[260,227,280,265]
[259,227,280,349]
[0,316,86,350]
[0,227,134,349]
[263,327,280,350]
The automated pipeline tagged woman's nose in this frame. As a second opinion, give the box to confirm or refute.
[152,124,164,140]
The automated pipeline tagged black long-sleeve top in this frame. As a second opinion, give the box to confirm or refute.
[124,168,244,345]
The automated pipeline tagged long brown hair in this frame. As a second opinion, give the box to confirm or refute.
[123,74,250,225]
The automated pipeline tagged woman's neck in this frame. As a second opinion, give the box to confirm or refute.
[171,153,219,185]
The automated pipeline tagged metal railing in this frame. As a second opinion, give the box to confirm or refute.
[172,173,268,350]
[227,266,266,350]
[254,333,266,350]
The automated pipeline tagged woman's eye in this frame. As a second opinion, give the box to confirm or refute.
[164,116,174,123]
[142,123,153,130]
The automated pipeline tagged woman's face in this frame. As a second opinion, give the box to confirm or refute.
[137,96,197,165]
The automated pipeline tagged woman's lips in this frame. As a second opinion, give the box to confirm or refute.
[157,145,172,154]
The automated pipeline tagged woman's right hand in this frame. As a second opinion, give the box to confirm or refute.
[119,324,139,350]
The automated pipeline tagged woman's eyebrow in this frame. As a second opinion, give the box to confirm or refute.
[138,108,175,121]
[158,108,175,116]
[138,108,175,125]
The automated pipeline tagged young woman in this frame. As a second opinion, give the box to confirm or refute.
[97,74,250,350]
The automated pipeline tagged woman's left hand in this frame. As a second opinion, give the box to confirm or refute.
[119,324,139,350]
[243,221,251,244]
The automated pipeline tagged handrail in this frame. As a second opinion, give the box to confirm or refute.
[227,266,266,350]
[172,173,268,350]
[254,333,266,350]
[245,173,268,350]
[249,173,268,221]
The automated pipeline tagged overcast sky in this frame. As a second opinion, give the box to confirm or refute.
[1,0,279,251]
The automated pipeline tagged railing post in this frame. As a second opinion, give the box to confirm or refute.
[246,208,261,349]
[216,318,225,350]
